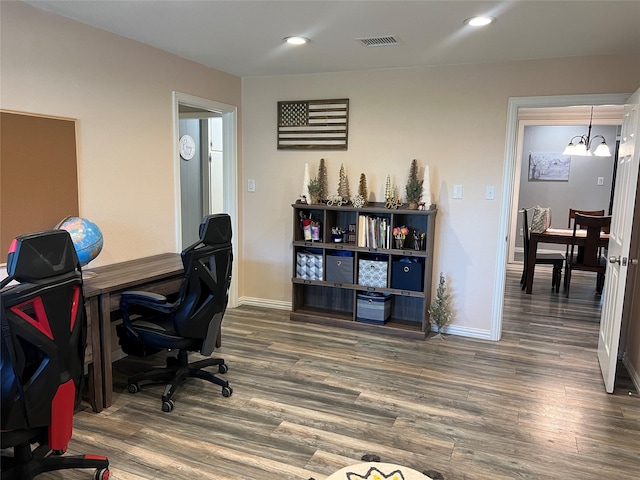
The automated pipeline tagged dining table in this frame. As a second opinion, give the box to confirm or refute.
[525,227,610,294]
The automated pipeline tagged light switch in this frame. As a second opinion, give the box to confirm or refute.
[486,185,495,200]
[597,177,604,186]
[247,179,256,192]
[453,185,463,199]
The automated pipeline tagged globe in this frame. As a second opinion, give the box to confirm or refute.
[56,217,104,267]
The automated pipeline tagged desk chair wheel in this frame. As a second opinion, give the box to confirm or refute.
[128,382,140,394]
[222,385,233,397]
[162,399,175,412]
[94,467,110,480]
[219,363,228,374]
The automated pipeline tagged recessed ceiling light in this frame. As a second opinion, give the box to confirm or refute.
[464,16,495,27]
[284,36,309,45]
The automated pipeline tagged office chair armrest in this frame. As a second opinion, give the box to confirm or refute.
[120,291,174,314]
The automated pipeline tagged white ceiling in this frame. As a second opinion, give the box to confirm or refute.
[25,0,640,78]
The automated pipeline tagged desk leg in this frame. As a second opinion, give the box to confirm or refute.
[99,293,114,409]
[526,236,538,294]
[86,297,104,412]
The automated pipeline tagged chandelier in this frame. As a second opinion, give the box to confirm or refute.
[562,106,611,157]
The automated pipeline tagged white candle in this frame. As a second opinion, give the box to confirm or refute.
[302,163,310,202]
[423,165,431,206]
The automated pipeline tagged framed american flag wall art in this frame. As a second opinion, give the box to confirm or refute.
[277,98,349,150]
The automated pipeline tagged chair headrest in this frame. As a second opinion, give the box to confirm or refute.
[199,214,232,245]
[4,230,79,283]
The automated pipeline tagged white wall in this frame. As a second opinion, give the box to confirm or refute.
[0,2,241,266]
[241,58,639,335]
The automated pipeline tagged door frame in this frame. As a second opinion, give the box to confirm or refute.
[492,93,630,341]
[172,91,239,308]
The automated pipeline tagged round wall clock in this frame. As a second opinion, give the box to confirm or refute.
[179,134,196,160]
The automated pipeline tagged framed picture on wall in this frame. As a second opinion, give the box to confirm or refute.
[528,152,571,181]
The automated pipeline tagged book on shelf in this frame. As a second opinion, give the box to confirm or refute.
[358,214,389,249]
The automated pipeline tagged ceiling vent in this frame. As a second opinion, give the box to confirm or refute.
[356,35,400,47]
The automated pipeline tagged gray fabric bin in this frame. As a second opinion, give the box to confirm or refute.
[325,256,353,284]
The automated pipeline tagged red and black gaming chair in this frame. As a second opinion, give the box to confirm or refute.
[1,230,110,480]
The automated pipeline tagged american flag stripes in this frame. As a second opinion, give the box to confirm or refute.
[277,99,349,150]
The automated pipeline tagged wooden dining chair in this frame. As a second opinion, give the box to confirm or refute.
[565,213,611,297]
[564,208,605,289]
[521,208,565,293]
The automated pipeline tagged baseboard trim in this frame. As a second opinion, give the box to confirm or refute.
[237,296,292,311]
[623,353,640,395]
[236,297,491,340]
[434,323,493,340]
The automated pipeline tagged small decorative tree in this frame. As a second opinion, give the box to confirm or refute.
[307,177,322,204]
[318,158,328,202]
[405,159,423,209]
[358,173,368,204]
[428,272,452,339]
[337,163,350,201]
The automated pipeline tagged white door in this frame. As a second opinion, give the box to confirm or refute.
[598,87,640,393]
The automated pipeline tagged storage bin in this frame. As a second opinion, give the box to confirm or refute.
[391,259,424,292]
[325,255,353,284]
[358,258,388,288]
[356,292,392,324]
[296,252,323,280]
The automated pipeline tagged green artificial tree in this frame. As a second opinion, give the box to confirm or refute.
[428,272,452,339]
[405,159,423,209]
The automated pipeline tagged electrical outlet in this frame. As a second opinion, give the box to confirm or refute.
[453,185,463,199]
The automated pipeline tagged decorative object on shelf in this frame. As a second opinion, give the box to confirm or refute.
[385,175,393,201]
[307,177,323,204]
[301,162,311,203]
[428,272,452,339]
[277,99,349,150]
[337,163,350,201]
[562,106,611,157]
[413,230,426,250]
[393,226,409,249]
[423,165,432,207]
[358,173,368,205]
[405,159,424,209]
[299,211,321,240]
[384,174,403,209]
[327,194,348,206]
[351,194,365,208]
[331,226,345,242]
[318,158,329,202]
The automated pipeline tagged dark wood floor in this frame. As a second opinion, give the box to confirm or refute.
[41,264,639,479]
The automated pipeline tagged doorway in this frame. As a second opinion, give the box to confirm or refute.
[173,92,238,307]
[491,93,630,341]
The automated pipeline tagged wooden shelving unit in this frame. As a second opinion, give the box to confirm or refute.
[291,202,437,339]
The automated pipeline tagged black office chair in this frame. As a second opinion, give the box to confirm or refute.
[116,214,233,412]
[1,230,110,480]
[520,208,565,292]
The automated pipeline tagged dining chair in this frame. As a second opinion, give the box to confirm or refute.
[564,208,605,289]
[565,213,611,298]
[521,208,565,293]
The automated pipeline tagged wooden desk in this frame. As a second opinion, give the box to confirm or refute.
[526,228,609,294]
[84,253,184,411]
